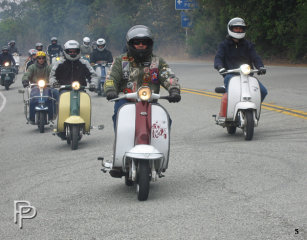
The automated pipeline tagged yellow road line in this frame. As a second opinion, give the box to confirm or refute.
[181,88,307,120]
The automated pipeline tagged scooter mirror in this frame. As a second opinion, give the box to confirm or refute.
[215,87,226,94]
[18,89,25,94]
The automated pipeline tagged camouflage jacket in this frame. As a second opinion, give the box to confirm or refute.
[104,53,180,94]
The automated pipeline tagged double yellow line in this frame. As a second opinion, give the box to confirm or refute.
[181,88,307,120]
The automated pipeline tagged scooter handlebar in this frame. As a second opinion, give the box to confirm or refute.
[110,92,169,102]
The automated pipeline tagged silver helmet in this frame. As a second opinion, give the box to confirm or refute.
[227,17,247,39]
[96,38,106,51]
[35,42,43,51]
[63,40,81,61]
[83,37,90,46]
[126,25,153,61]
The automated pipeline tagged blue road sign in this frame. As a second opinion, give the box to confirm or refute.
[175,0,197,10]
[181,11,192,28]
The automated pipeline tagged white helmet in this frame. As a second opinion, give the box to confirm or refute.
[227,17,246,39]
[96,38,106,51]
[63,40,81,61]
[83,37,90,46]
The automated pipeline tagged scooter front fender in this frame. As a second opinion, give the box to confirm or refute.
[35,106,48,111]
[233,102,257,120]
[124,144,164,160]
[64,116,85,125]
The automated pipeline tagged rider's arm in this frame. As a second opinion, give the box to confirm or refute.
[158,57,180,92]
[89,52,96,64]
[104,56,121,94]
[47,45,51,56]
[22,64,34,83]
[82,59,98,87]
[10,54,16,66]
[248,42,264,69]
[107,51,113,63]
[214,42,225,70]
[49,62,59,85]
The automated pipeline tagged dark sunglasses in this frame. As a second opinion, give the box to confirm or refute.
[37,57,45,60]
[132,39,151,46]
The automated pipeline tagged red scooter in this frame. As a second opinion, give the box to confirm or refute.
[100,86,172,201]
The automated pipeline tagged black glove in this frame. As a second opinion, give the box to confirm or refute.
[89,83,96,92]
[106,90,118,100]
[22,80,29,88]
[218,67,226,75]
[257,67,266,75]
[168,88,181,103]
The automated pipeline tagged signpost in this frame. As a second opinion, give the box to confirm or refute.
[175,0,197,10]
[181,11,192,28]
[176,0,196,48]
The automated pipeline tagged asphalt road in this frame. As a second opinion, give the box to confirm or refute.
[0,60,307,240]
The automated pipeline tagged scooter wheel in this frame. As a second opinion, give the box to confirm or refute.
[70,125,80,150]
[38,112,46,133]
[136,161,150,201]
[243,111,254,141]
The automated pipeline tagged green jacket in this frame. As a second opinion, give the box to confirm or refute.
[104,53,180,94]
[22,61,52,83]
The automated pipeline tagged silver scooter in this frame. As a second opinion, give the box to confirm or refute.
[213,64,265,140]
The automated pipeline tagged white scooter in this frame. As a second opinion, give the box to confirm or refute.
[213,64,265,140]
[99,86,172,201]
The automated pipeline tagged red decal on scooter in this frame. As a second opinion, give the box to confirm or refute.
[152,121,167,139]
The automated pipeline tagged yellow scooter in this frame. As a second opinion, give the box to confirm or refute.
[54,81,91,150]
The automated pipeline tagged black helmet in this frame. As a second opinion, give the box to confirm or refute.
[126,25,153,62]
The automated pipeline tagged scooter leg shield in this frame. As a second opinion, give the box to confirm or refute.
[57,92,71,132]
[79,92,91,132]
[151,104,170,171]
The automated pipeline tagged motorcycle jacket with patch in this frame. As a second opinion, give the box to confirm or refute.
[214,35,264,71]
[104,53,180,95]
[47,44,63,56]
[90,49,113,64]
[22,61,52,83]
[49,58,98,87]
[0,53,16,66]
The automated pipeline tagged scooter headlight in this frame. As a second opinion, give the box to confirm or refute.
[4,62,9,67]
[38,79,46,88]
[56,57,60,61]
[138,86,152,101]
[72,81,80,90]
[240,64,251,75]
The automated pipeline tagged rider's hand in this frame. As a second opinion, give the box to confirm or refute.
[218,67,226,75]
[168,88,181,103]
[22,80,29,88]
[106,90,118,100]
[89,83,96,92]
[52,82,59,88]
[257,67,266,75]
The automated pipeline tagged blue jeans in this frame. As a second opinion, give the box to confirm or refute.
[224,74,268,102]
